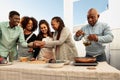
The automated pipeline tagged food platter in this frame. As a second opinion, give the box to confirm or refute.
[28,60,46,64]
[74,57,96,63]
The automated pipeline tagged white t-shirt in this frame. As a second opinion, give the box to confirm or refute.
[38,37,54,60]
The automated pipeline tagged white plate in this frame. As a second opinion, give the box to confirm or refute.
[64,60,70,65]
[47,62,64,68]
[47,60,70,68]
[0,63,12,66]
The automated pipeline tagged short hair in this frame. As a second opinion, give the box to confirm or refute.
[9,10,20,18]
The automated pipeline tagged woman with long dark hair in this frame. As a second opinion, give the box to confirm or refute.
[34,16,78,61]
[36,20,54,61]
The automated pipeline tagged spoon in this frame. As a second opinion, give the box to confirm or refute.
[92,54,101,57]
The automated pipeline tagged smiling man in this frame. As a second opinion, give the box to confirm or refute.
[74,8,114,62]
[0,11,32,58]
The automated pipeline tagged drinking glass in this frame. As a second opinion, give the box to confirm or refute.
[82,35,91,46]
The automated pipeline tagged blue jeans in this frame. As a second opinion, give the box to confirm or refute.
[86,52,106,62]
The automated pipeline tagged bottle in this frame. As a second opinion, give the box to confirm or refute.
[9,50,14,63]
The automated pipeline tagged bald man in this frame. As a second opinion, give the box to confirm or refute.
[74,8,114,62]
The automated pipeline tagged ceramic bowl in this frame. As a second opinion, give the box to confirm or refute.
[47,60,65,68]
[19,57,28,62]
[63,60,70,65]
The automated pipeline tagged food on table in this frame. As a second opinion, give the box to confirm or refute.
[49,59,70,65]
[29,60,46,64]
[49,59,56,63]
[19,57,28,62]
[48,60,65,68]
[74,57,96,63]
[0,55,8,64]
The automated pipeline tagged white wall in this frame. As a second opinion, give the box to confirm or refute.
[109,28,120,70]
[63,0,73,31]
[99,0,120,69]
[99,0,120,29]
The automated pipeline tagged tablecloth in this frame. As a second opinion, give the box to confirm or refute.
[0,61,120,80]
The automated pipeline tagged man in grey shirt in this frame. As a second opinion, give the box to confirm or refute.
[74,8,114,61]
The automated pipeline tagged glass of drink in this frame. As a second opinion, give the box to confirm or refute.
[82,35,91,46]
[9,50,14,63]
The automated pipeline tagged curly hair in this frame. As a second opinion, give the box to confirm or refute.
[20,16,38,32]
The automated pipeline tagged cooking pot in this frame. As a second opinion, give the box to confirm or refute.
[74,57,96,63]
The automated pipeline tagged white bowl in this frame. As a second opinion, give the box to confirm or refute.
[19,57,28,62]
[63,60,70,65]
[47,60,64,68]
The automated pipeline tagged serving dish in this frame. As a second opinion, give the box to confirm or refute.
[19,57,28,62]
[28,60,46,64]
[73,61,98,66]
[74,57,96,63]
[47,60,65,68]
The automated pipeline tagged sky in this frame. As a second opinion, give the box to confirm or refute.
[0,0,63,25]
[0,0,108,26]
[73,0,108,25]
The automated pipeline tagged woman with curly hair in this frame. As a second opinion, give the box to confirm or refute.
[17,16,39,60]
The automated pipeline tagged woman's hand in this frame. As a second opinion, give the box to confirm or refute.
[28,48,33,53]
[33,41,45,48]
